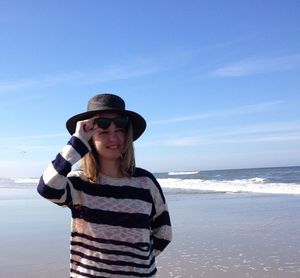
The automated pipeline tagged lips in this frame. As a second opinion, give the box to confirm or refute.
[107,144,120,150]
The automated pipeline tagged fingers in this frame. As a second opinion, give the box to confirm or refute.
[74,117,100,141]
[76,119,90,133]
[83,119,94,132]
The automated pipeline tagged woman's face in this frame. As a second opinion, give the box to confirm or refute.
[91,112,127,162]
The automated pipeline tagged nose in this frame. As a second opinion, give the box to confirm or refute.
[107,124,119,141]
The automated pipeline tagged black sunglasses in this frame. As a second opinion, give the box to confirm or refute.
[94,116,129,130]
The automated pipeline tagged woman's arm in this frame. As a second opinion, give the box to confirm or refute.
[150,179,172,256]
[37,135,90,207]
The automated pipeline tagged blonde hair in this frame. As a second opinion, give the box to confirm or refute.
[80,122,135,182]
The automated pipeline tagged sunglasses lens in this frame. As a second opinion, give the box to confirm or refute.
[95,118,111,129]
[114,116,129,128]
[95,116,129,129]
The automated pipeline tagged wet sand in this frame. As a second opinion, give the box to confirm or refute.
[156,193,300,277]
[0,189,300,277]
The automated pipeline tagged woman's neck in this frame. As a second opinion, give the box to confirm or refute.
[100,160,123,178]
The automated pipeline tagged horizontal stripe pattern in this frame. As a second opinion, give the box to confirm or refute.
[72,193,152,215]
[72,232,151,252]
[152,236,171,254]
[70,223,157,277]
[133,168,166,204]
[152,210,171,229]
[71,259,157,277]
[37,176,65,200]
[71,240,150,260]
[67,135,90,157]
[37,136,171,277]
[52,153,72,177]
[69,176,153,203]
[71,204,150,229]
[71,249,155,269]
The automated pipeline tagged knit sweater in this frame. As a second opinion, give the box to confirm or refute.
[37,135,172,278]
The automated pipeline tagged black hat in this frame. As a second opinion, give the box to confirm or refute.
[66,94,146,141]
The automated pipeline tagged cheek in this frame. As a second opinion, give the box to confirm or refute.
[118,132,127,146]
[119,132,126,143]
[91,137,104,151]
[92,140,101,151]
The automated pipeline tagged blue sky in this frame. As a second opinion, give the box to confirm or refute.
[1,0,300,178]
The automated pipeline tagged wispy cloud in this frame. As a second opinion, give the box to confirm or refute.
[0,61,163,94]
[144,120,300,147]
[0,72,82,93]
[212,54,300,77]
[150,101,282,124]
[0,49,208,94]
[0,132,68,154]
[0,132,68,141]
[163,132,300,147]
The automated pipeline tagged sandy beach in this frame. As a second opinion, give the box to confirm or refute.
[1,188,300,277]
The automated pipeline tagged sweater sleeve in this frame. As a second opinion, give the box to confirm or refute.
[37,135,91,207]
[146,173,172,256]
[151,183,172,256]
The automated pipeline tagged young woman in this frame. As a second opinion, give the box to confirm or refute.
[37,94,172,278]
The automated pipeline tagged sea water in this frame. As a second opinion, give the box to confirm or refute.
[156,166,300,195]
[0,166,300,195]
[0,166,299,196]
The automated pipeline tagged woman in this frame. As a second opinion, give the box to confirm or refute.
[37,94,172,278]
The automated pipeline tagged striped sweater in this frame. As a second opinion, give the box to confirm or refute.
[37,135,172,278]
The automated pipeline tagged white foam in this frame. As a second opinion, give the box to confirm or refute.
[13,178,39,184]
[158,178,300,195]
[168,171,199,175]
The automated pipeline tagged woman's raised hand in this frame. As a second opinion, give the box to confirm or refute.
[74,116,100,142]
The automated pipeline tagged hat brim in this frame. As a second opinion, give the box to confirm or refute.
[66,109,146,141]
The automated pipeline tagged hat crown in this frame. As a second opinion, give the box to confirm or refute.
[87,94,125,112]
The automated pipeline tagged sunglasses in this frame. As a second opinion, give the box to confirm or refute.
[94,116,129,130]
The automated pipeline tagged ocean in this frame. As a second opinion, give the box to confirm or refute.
[156,166,300,195]
[1,166,300,196]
